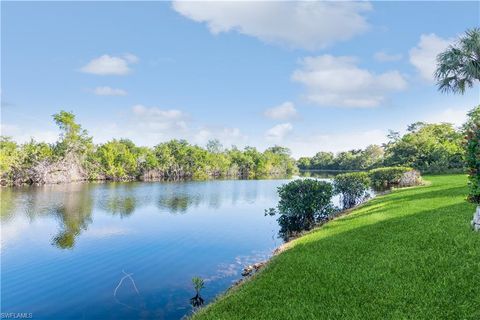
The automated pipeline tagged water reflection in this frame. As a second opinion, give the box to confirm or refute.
[98,195,137,217]
[0,188,17,222]
[157,194,202,213]
[2,180,282,249]
[298,170,343,179]
[0,178,290,319]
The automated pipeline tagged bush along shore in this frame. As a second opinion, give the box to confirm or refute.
[206,167,423,313]
[265,167,422,241]
[193,174,479,319]
[0,111,297,186]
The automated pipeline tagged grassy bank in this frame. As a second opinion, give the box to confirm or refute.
[195,175,480,319]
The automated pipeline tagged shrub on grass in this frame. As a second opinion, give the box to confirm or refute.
[369,166,417,189]
[465,106,480,204]
[269,179,335,240]
[333,172,370,209]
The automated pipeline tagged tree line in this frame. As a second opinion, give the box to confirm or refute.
[0,111,297,186]
[297,112,478,174]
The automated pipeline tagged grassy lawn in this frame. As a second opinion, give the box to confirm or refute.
[194,175,480,319]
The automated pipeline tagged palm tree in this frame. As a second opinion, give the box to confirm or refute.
[436,28,480,231]
[435,28,480,94]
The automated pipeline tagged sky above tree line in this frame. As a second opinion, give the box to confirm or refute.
[1,1,479,158]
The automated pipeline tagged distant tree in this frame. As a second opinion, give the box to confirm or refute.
[53,111,92,156]
[265,145,291,156]
[386,130,401,143]
[358,145,384,169]
[206,139,223,154]
[435,28,480,94]
[1,110,297,185]
[385,123,464,173]
[311,151,334,169]
[297,157,311,170]
[0,137,19,177]
[407,122,427,133]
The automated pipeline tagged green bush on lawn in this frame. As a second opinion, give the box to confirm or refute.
[368,166,414,188]
[333,172,370,209]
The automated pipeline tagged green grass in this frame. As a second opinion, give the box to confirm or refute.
[194,175,480,319]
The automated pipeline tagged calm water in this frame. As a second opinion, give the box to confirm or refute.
[1,175,347,319]
[1,178,311,319]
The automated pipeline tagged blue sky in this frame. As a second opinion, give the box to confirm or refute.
[1,1,479,158]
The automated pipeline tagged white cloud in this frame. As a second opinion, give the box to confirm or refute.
[409,34,452,81]
[425,107,469,127]
[0,123,58,143]
[172,1,371,50]
[88,105,250,148]
[132,104,189,132]
[266,123,293,140]
[80,54,139,75]
[93,86,127,96]
[194,126,248,147]
[374,51,402,62]
[292,55,407,108]
[123,53,139,64]
[264,101,297,120]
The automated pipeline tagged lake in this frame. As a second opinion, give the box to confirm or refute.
[0,176,342,319]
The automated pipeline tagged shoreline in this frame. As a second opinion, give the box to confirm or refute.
[0,173,297,188]
[192,176,478,319]
[193,192,386,317]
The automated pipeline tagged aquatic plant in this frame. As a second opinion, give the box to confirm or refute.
[190,276,205,308]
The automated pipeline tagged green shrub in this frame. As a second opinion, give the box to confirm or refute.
[333,172,370,209]
[465,106,480,204]
[368,166,413,189]
[271,179,335,240]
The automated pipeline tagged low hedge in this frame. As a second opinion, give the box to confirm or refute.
[368,166,416,188]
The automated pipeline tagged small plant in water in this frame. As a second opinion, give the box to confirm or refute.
[190,276,205,308]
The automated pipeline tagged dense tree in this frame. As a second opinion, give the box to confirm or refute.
[384,123,464,173]
[0,112,297,185]
[464,106,480,204]
[299,146,384,171]
[206,139,223,154]
[299,122,466,173]
[53,110,92,156]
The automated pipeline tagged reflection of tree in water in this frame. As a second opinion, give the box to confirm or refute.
[299,171,338,179]
[98,195,137,217]
[51,187,94,249]
[0,188,17,222]
[1,183,95,249]
[157,194,202,213]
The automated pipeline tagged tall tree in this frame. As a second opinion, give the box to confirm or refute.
[53,111,92,155]
[435,28,480,230]
[435,28,480,93]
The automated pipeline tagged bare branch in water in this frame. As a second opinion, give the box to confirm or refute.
[122,270,140,294]
[113,270,141,311]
